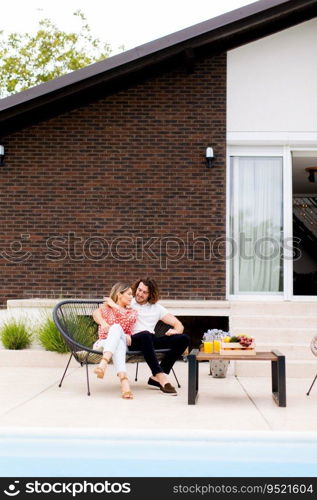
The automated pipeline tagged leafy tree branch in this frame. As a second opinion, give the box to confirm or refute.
[0,10,112,97]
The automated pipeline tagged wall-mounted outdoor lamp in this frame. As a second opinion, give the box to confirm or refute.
[0,145,4,166]
[206,147,214,168]
[305,166,317,183]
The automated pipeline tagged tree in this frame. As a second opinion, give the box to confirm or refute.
[0,11,112,97]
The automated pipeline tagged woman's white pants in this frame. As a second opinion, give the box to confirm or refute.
[93,324,127,373]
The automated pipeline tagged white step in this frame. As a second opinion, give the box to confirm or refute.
[1,349,316,380]
[253,343,313,360]
[230,327,316,344]
[230,315,317,329]
[7,299,60,309]
[0,349,77,368]
[230,301,317,315]
[234,359,316,378]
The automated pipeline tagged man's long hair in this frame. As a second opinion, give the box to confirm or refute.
[132,277,160,304]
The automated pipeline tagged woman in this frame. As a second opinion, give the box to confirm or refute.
[92,282,137,400]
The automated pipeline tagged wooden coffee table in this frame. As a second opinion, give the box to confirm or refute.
[187,349,286,407]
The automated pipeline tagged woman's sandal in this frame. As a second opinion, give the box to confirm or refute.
[119,376,133,399]
[94,356,110,379]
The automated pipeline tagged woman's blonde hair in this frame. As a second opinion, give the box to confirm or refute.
[109,282,131,303]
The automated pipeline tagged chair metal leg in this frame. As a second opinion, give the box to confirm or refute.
[58,353,73,388]
[135,362,139,382]
[172,367,181,388]
[307,373,317,396]
[85,362,91,396]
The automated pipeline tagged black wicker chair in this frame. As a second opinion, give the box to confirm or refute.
[53,299,181,395]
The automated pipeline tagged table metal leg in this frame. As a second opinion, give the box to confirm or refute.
[188,349,199,405]
[271,349,286,407]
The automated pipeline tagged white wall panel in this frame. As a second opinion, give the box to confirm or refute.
[227,18,317,133]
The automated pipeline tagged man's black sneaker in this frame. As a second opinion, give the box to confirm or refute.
[148,378,177,395]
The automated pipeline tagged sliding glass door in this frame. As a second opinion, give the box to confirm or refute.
[230,156,284,295]
[292,150,317,296]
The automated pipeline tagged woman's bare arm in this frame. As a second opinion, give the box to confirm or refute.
[92,307,110,332]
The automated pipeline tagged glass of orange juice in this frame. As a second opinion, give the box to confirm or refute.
[203,341,213,353]
[213,335,221,353]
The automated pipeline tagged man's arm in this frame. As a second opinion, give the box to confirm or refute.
[161,313,184,335]
[103,296,121,310]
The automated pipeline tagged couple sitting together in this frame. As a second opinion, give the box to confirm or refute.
[92,277,189,400]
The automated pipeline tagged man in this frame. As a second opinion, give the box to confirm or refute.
[93,277,189,395]
[128,277,189,395]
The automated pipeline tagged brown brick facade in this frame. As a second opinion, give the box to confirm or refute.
[0,53,226,306]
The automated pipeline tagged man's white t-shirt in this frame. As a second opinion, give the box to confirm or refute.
[131,298,168,334]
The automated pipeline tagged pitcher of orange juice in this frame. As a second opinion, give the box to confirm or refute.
[202,331,214,353]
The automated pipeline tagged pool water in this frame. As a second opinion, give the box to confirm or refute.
[1,428,316,477]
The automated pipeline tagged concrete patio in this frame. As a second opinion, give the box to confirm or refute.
[0,355,316,433]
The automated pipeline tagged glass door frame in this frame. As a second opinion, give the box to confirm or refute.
[227,145,289,301]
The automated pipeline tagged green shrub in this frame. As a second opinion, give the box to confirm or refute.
[37,315,68,353]
[66,315,98,348]
[37,314,97,353]
[0,318,32,349]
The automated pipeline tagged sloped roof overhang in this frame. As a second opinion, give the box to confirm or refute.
[0,0,317,135]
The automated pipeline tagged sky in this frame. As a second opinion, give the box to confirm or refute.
[1,0,255,54]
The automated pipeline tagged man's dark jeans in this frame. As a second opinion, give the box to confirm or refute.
[129,331,189,376]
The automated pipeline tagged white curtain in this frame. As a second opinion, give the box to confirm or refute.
[231,157,283,293]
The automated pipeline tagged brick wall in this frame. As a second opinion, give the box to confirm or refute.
[0,53,226,306]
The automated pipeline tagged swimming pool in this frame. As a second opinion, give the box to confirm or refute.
[1,428,316,477]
